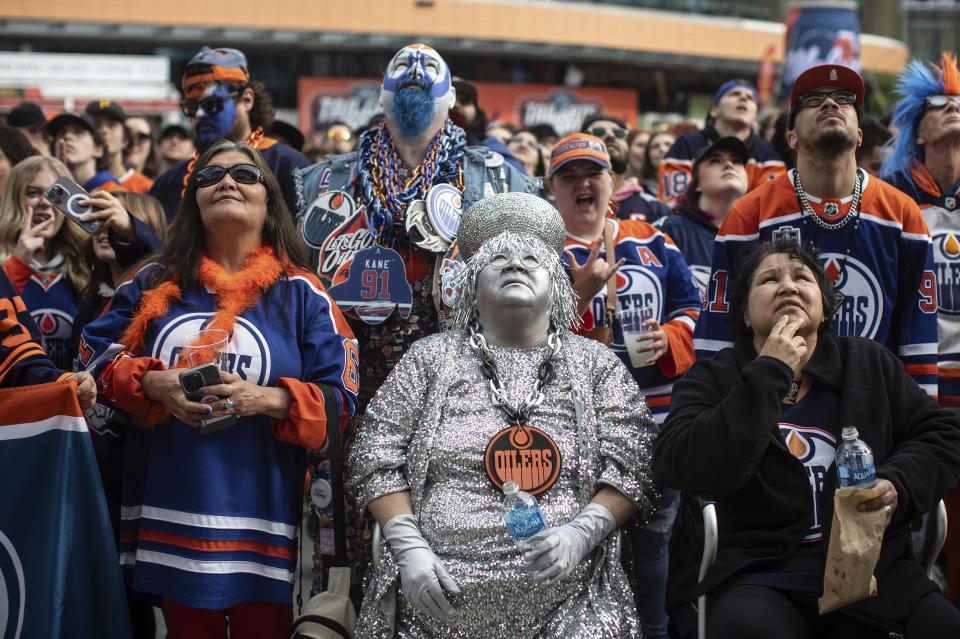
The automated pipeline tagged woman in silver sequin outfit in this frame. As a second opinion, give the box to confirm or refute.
[348,192,659,639]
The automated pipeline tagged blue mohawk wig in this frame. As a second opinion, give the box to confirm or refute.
[882,52,960,182]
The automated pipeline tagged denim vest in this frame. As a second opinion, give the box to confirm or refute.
[293,146,537,227]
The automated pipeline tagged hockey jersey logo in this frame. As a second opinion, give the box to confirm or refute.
[932,232,960,315]
[599,264,663,351]
[779,423,836,542]
[151,314,272,385]
[30,308,73,370]
[821,253,882,339]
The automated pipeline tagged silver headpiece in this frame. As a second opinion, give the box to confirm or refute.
[456,192,566,261]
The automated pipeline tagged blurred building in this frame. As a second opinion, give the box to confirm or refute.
[1,0,908,126]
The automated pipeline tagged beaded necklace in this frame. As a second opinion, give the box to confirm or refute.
[357,118,465,243]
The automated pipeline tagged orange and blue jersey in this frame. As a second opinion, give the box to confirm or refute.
[693,170,939,397]
[3,255,80,371]
[564,219,701,424]
[78,262,358,609]
[0,269,67,388]
[887,160,960,407]
[657,128,785,206]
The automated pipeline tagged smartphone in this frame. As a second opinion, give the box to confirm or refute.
[178,363,238,434]
[43,176,105,234]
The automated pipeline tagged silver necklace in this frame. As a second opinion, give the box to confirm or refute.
[793,168,863,232]
[467,323,561,426]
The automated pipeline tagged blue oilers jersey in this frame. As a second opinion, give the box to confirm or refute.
[693,170,939,397]
[887,162,960,408]
[3,256,79,371]
[654,206,719,296]
[78,263,358,609]
[564,219,701,424]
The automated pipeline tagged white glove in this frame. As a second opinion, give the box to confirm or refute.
[523,502,617,586]
[383,513,460,620]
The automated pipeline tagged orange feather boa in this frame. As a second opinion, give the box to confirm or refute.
[120,245,285,354]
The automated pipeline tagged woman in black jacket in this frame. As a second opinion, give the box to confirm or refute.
[655,240,960,639]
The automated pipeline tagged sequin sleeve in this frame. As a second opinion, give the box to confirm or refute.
[347,334,440,511]
[583,337,660,521]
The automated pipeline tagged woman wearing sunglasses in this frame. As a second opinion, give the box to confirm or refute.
[81,140,359,638]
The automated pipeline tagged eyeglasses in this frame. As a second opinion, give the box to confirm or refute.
[179,91,239,118]
[588,126,628,140]
[508,136,539,150]
[194,163,263,188]
[326,129,353,142]
[797,90,858,108]
[487,250,546,270]
[924,95,960,109]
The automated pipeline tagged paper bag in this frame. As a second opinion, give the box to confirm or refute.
[819,486,890,614]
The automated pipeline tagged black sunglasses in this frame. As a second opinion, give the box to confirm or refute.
[180,91,239,118]
[588,126,628,140]
[194,163,263,188]
[924,95,960,109]
[797,90,858,108]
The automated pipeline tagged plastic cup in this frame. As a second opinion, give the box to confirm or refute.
[177,329,231,370]
[617,307,655,369]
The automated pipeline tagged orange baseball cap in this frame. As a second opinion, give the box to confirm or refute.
[550,133,610,175]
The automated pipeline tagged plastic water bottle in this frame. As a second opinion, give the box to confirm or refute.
[502,480,546,549]
[835,426,877,488]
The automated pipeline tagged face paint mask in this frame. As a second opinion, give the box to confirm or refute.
[380,44,456,141]
[192,84,237,148]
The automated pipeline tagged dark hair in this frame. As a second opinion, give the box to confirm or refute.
[528,123,559,142]
[727,240,839,343]
[0,126,38,166]
[581,113,627,132]
[510,128,546,177]
[148,140,309,291]
[772,110,795,171]
[641,130,676,181]
[856,115,892,161]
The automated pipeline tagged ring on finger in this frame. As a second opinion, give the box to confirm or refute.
[224,398,235,410]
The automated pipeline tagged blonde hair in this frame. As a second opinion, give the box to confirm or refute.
[113,191,167,240]
[0,156,93,293]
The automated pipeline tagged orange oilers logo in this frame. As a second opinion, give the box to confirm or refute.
[484,425,561,496]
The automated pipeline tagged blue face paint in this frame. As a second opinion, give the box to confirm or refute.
[390,86,435,141]
[193,84,237,147]
[382,45,451,99]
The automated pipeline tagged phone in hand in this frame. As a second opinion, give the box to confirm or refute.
[178,363,238,434]
[43,176,105,234]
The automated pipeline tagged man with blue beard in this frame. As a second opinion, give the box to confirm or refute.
[294,43,534,606]
[147,46,310,223]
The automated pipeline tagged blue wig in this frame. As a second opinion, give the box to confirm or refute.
[882,52,959,182]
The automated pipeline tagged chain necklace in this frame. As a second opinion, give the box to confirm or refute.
[793,168,863,231]
[467,323,562,427]
[358,118,465,243]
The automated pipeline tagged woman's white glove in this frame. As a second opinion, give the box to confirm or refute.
[383,513,460,620]
[523,502,617,586]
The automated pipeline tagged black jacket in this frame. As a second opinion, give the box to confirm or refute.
[654,334,960,630]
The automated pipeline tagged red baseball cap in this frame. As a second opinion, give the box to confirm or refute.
[790,64,864,109]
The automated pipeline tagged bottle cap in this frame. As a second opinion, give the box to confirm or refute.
[502,480,519,496]
[841,426,859,440]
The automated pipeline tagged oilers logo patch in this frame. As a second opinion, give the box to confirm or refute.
[151,314,272,385]
[301,190,356,249]
[820,252,883,339]
[932,232,960,315]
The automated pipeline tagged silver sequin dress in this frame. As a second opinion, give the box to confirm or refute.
[349,330,660,639]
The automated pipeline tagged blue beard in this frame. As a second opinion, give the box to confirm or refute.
[390,86,436,141]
